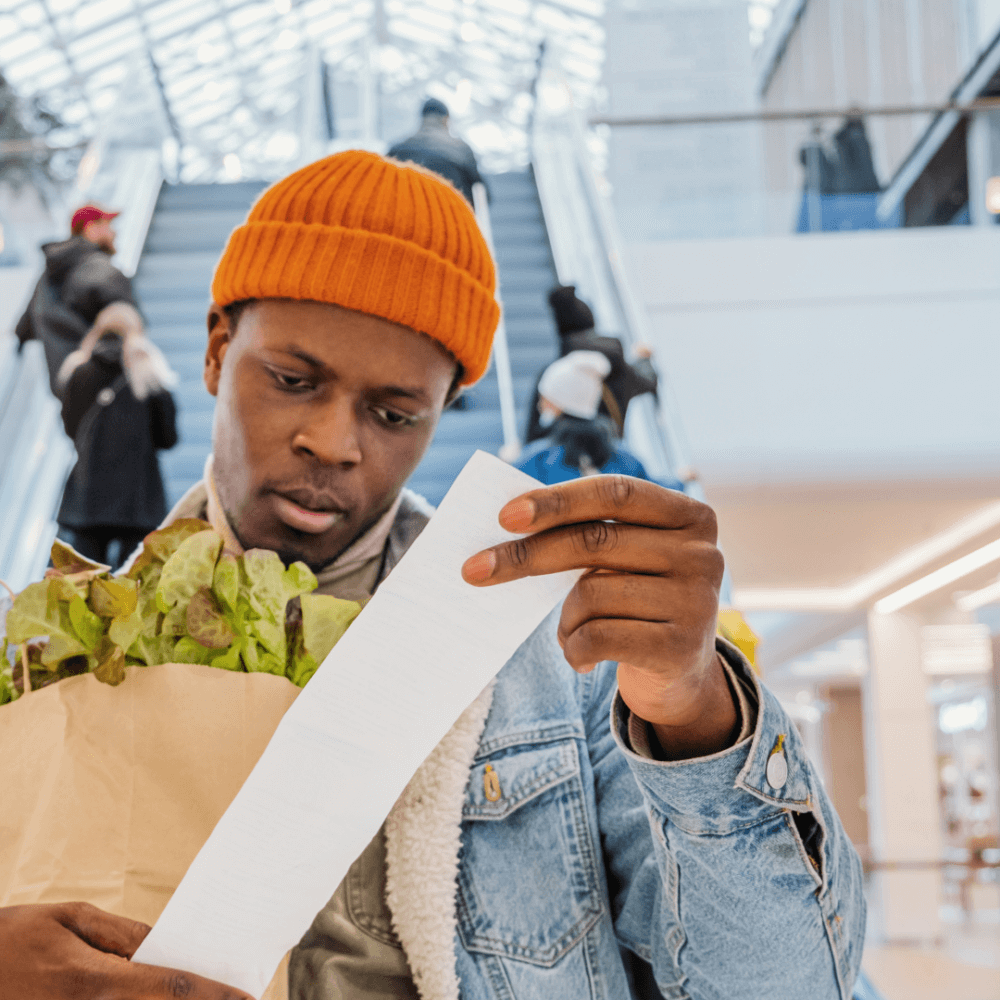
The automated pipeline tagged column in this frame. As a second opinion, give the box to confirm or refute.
[863,607,943,942]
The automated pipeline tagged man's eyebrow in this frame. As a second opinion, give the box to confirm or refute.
[381,385,432,404]
[278,347,327,369]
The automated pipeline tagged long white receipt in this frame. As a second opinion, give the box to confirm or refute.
[133,451,583,995]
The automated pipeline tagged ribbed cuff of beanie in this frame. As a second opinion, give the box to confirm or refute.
[212,221,499,385]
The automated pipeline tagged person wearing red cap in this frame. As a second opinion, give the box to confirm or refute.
[70,204,120,250]
[15,203,136,392]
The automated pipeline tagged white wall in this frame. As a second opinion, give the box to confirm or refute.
[603,0,762,240]
[629,226,1000,485]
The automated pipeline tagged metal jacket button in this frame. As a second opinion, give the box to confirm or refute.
[766,734,788,789]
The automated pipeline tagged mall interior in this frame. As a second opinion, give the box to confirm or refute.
[1,0,999,997]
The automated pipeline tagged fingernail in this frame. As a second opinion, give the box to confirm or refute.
[500,497,535,532]
[462,550,496,582]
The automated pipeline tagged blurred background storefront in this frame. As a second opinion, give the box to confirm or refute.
[1,1,999,997]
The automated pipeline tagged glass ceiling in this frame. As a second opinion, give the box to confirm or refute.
[0,0,609,181]
[2,0,775,182]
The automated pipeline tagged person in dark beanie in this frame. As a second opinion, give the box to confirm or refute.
[548,282,596,335]
[387,97,486,205]
[524,284,659,444]
[55,301,178,567]
[15,205,139,394]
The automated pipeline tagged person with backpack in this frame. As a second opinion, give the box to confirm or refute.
[524,285,660,445]
[55,301,178,567]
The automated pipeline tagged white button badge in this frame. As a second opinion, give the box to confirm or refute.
[766,734,788,790]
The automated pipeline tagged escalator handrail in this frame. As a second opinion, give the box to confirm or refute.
[472,182,520,457]
[0,338,75,592]
[530,59,699,493]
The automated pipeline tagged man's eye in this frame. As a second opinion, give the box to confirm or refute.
[269,369,312,392]
[372,406,419,428]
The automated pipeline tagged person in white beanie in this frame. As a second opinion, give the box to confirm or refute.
[516,351,653,484]
[536,350,610,425]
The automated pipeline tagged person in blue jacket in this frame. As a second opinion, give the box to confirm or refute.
[517,350,652,484]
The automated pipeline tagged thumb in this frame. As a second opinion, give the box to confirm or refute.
[55,901,151,958]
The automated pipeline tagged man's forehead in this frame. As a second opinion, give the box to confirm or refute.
[244,300,456,364]
[232,299,458,389]
[239,298,399,331]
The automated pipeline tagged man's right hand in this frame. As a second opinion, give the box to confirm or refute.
[0,903,255,1000]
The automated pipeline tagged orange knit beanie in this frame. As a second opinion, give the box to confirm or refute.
[211,150,499,385]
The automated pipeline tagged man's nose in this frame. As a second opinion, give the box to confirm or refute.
[291,397,363,467]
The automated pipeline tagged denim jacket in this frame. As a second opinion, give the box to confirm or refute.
[283,493,867,1000]
[157,484,864,999]
[447,615,866,1000]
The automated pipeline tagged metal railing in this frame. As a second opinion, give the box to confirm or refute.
[0,338,76,592]
[105,149,164,278]
[531,57,739,607]
[472,182,520,459]
[530,57,696,491]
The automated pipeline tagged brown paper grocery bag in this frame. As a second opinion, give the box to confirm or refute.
[0,662,301,999]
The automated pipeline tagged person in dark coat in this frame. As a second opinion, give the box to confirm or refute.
[524,285,659,445]
[15,205,138,394]
[517,351,652,484]
[56,301,178,567]
[387,98,486,205]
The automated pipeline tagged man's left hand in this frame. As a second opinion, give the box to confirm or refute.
[462,476,737,759]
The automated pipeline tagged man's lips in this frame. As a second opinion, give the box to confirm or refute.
[271,492,347,535]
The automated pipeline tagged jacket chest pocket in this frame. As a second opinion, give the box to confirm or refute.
[457,739,604,967]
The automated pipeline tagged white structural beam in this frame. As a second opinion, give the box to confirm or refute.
[863,608,943,943]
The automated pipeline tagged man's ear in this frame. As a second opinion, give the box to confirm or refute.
[204,303,232,397]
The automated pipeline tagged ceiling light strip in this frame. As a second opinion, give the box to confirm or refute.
[734,501,1000,612]
[874,537,1000,615]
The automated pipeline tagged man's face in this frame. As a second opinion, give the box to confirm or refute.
[204,299,457,570]
[82,217,116,253]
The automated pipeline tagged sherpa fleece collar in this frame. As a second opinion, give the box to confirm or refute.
[385,681,496,1000]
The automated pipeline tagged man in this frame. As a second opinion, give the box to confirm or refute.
[388,97,486,205]
[525,285,659,445]
[15,204,137,392]
[0,151,865,1000]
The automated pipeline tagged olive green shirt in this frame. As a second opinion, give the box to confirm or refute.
[289,829,419,1000]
